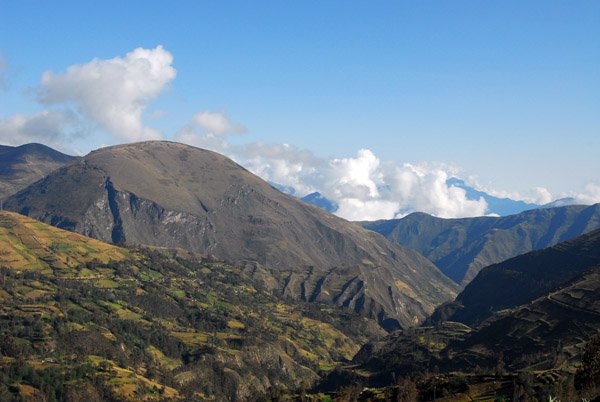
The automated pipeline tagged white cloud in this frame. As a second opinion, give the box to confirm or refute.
[176,111,490,220]
[175,124,231,155]
[193,110,245,136]
[464,176,554,205]
[335,199,401,221]
[327,149,382,199]
[571,182,600,205]
[0,110,77,150]
[37,45,176,142]
[383,163,488,219]
[531,187,553,205]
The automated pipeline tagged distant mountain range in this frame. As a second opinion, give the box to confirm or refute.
[274,177,580,217]
[0,143,78,200]
[359,204,600,285]
[0,142,582,219]
[4,141,458,330]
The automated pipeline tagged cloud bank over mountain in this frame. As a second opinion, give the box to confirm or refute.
[176,114,489,220]
[1,45,598,220]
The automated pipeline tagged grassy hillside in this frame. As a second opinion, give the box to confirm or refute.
[0,211,385,401]
[0,211,131,271]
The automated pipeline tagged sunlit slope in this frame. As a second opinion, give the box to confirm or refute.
[0,210,130,271]
[0,211,386,400]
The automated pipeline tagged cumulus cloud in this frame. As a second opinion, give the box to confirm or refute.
[464,176,554,205]
[194,110,245,136]
[177,113,489,220]
[37,45,176,141]
[175,123,230,155]
[263,149,487,220]
[570,182,600,205]
[384,164,488,219]
[0,110,78,149]
[175,111,246,159]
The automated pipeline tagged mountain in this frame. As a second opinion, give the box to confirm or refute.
[4,141,459,330]
[447,178,540,216]
[340,229,600,390]
[353,259,600,380]
[0,143,78,200]
[359,204,600,285]
[429,227,600,326]
[268,183,338,213]
[542,197,578,208]
[300,192,338,213]
[0,210,387,400]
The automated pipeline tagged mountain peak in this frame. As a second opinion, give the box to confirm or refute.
[5,141,459,329]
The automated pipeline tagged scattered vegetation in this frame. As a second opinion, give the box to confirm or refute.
[0,211,384,400]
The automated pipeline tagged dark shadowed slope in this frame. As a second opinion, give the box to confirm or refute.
[429,228,600,326]
[5,141,458,329]
[0,143,78,199]
[359,204,600,285]
[349,229,600,386]
[354,264,600,380]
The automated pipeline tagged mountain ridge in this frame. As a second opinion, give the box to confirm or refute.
[339,228,600,390]
[359,204,600,284]
[429,227,600,326]
[0,143,78,200]
[4,141,459,329]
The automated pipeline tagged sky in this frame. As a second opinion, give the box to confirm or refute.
[0,1,599,220]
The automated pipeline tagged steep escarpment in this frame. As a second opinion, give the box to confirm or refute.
[5,141,458,329]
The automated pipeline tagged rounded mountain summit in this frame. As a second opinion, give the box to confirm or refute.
[5,141,458,329]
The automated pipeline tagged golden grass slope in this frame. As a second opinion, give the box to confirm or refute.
[0,211,130,272]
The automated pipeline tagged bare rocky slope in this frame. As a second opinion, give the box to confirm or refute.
[5,141,458,329]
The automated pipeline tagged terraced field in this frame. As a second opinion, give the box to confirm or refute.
[0,211,385,401]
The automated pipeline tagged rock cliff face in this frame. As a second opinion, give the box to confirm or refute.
[5,141,459,329]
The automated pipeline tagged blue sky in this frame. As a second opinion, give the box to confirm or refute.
[1,1,599,219]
